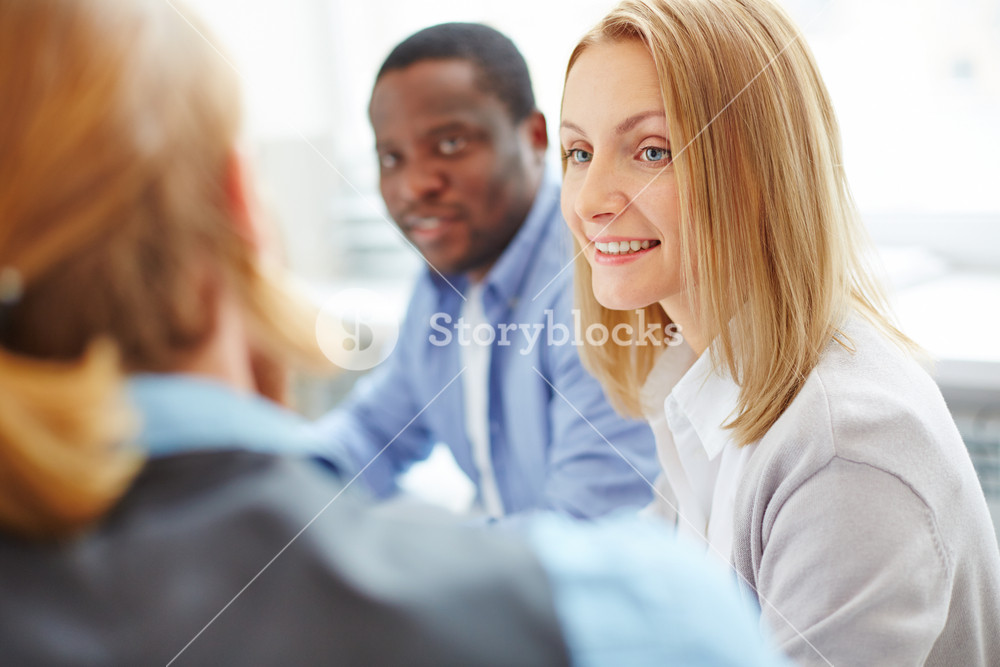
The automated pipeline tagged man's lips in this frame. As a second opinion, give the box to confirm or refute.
[400,212,462,233]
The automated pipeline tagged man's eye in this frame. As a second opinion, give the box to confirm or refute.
[438,136,467,155]
[563,148,593,164]
[378,153,399,169]
[640,146,671,163]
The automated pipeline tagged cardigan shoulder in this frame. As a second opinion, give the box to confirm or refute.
[732,318,1000,665]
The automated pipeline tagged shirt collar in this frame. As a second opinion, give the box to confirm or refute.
[639,342,697,419]
[663,347,742,461]
[428,169,562,306]
[127,373,328,460]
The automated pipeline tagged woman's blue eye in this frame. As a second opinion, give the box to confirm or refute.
[564,148,593,164]
[641,147,671,162]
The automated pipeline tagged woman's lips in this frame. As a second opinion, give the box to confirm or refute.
[589,238,661,265]
[593,239,659,255]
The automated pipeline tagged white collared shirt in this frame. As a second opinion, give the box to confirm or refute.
[460,282,505,518]
[640,343,756,564]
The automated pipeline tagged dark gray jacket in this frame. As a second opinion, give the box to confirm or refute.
[0,450,570,666]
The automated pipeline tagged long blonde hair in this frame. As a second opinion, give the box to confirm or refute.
[567,0,914,445]
[0,0,323,538]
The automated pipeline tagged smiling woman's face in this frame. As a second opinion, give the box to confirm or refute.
[560,39,685,314]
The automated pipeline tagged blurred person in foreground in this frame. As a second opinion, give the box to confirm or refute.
[0,0,788,665]
[315,23,659,520]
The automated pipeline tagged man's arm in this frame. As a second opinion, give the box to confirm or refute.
[311,328,434,499]
[534,289,661,518]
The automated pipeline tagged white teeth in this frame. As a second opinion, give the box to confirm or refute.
[594,240,654,255]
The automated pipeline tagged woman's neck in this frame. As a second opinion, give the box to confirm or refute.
[659,296,706,357]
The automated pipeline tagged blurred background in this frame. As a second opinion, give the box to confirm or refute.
[185,0,1000,529]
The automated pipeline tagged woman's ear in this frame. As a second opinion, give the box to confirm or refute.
[223,148,258,248]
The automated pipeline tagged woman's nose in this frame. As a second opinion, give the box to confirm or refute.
[572,155,629,226]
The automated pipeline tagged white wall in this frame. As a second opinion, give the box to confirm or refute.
[183,0,1000,279]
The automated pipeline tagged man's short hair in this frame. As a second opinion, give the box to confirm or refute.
[376,22,536,122]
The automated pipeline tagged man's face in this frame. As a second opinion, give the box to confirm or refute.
[369,59,547,280]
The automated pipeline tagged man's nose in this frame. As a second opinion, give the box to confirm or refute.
[398,161,446,202]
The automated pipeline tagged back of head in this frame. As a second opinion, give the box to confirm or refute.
[0,0,241,369]
[377,22,536,123]
[0,0,318,539]
[567,0,911,443]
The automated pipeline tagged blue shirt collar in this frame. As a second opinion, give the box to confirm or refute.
[127,373,328,460]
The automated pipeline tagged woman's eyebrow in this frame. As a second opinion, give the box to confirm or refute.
[560,111,667,137]
[559,119,586,135]
[614,110,665,134]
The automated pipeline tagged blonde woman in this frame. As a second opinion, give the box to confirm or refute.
[0,0,794,664]
[560,0,1000,664]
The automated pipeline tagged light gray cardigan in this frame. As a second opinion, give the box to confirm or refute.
[644,318,1000,665]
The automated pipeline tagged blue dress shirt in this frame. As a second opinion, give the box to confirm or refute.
[313,173,660,517]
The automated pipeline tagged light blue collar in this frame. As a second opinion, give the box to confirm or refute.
[127,373,330,461]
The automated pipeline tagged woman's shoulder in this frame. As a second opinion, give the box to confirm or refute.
[732,319,1000,665]
[736,316,990,565]
[743,316,971,512]
[810,316,964,470]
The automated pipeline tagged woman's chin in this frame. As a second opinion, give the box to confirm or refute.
[593,288,653,313]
